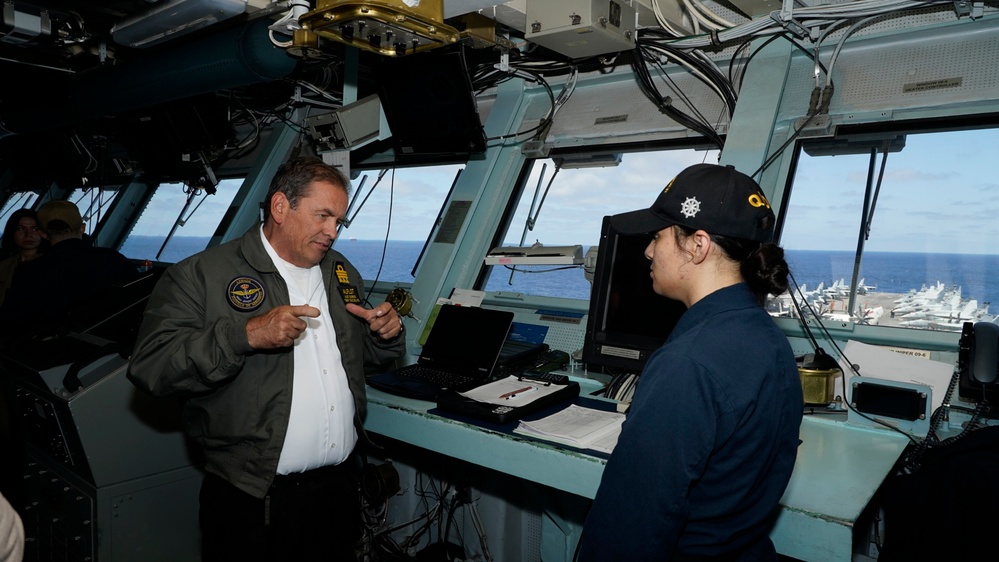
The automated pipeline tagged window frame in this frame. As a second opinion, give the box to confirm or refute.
[774,120,999,343]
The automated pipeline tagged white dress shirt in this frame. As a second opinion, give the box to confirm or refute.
[260,227,357,474]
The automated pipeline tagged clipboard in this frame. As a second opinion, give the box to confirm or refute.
[435,375,580,424]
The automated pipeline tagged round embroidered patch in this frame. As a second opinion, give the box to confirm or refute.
[227,276,266,311]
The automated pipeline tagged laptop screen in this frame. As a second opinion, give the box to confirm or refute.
[419,305,514,377]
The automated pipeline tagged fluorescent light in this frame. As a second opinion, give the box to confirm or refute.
[111,0,247,48]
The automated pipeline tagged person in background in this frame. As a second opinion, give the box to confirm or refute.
[0,210,44,543]
[578,164,803,561]
[0,200,136,343]
[0,209,45,307]
[127,157,406,561]
[0,490,23,562]
[0,201,136,521]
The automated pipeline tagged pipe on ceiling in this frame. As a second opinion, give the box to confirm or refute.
[0,18,298,139]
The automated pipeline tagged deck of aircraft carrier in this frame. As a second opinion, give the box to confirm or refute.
[829,291,907,327]
[775,288,975,331]
[807,289,986,332]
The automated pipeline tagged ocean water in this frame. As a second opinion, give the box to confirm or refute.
[119,236,999,307]
[786,250,999,307]
[120,235,213,264]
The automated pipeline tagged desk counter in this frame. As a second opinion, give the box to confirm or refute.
[364,387,607,498]
[365,386,910,562]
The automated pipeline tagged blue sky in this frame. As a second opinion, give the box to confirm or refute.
[783,127,999,254]
[125,127,998,256]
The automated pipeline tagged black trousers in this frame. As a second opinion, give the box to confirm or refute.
[200,456,362,562]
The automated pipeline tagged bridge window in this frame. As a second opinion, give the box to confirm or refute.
[333,164,464,284]
[67,187,121,237]
[484,148,720,300]
[119,179,242,263]
[778,126,999,332]
[0,192,40,226]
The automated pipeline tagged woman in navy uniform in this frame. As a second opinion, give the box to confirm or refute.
[579,164,803,561]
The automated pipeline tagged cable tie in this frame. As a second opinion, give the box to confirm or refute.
[807,87,821,114]
[819,84,835,113]
[768,11,809,38]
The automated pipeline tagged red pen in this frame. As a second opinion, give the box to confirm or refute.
[500,386,533,399]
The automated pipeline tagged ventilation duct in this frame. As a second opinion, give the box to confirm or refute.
[0,18,297,139]
[111,0,248,48]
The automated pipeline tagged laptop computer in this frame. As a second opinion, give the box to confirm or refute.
[366,305,514,401]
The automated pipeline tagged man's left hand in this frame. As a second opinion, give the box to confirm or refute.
[346,302,403,340]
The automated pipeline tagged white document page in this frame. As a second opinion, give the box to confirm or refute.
[448,288,486,307]
[514,404,625,452]
[838,339,955,412]
[459,375,566,407]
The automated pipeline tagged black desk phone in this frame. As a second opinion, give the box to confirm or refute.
[519,370,569,385]
[958,321,999,414]
[529,349,570,373]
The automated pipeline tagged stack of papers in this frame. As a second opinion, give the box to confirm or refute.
[513,404,625,454]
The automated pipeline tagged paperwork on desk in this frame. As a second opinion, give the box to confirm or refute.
[838,339,954,412]
[513,404,625,454]
[460,375,566,407]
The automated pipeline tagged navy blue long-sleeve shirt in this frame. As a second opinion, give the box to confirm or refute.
[579,283,803,560]
[0,237,137,343]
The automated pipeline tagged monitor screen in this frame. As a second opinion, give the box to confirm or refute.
[582,216,687,374]
[370,47,486,158]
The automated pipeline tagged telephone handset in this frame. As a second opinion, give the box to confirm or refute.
[965,322,999,385]
[958,322,999,414]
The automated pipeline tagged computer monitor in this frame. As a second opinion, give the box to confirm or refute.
[370,47,486,158]
[582,216,687,374]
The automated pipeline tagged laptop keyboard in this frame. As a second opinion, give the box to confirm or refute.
[399,366,474,387]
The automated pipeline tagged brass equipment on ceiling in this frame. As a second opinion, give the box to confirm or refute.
[296,0,460,57]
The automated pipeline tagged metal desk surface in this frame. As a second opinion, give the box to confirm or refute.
[772,415,910,561]
[364,386,608,498]
[365,387,910,562]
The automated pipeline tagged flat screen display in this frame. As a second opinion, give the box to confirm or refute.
[582,216,687,374]
[371,47,486,157]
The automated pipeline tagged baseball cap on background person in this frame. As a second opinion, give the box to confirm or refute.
[610,163,776,243]
[37,200,84,234]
